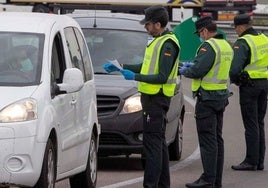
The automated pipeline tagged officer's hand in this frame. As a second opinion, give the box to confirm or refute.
[120,69,135,80]
[179,66,187,75]
[183,61,194,67]
[102,62,120,73]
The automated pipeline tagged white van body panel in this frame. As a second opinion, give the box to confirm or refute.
[0,12,99,187]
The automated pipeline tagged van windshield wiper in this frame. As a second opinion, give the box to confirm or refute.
[94,71,108,74]
[94,71,121,75]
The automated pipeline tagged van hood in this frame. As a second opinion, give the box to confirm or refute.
[95,74,137,96]
[0,86,38,110]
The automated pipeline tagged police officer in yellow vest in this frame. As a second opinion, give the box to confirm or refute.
[230,14,268,171]
[179,16,233,188]
[103,5,180,188]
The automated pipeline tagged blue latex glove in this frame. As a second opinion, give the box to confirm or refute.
[120,69,135,80]
[102,62,120,73]
[179,66,187,75]
[183,62,194,67]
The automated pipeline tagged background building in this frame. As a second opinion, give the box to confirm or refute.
[257,0,267,4]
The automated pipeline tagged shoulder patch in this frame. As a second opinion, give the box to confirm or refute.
[164,52,172,57]
[200,48,207,52]
[233,45,239,49]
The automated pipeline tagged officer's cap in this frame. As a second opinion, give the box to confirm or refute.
[194,16,213,34]
[233,14,251,26]
[140,5,169,25]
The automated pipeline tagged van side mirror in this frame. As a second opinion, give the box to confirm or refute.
[57,68,84,93]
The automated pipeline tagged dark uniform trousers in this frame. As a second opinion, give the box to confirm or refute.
[239,79,268,167]
[141,92,171,188]
[195,98,229,186]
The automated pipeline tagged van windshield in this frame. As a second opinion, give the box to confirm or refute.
[82,29,148,74]
[0,32,44,86]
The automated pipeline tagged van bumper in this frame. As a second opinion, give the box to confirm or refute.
[0,126,46,187]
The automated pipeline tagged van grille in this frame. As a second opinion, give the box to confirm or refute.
[100,133,128,145]
[97,95,120,116]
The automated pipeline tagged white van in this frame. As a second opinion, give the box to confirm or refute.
[0,12,100,188]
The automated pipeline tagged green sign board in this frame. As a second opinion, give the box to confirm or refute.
[173,16,226,62]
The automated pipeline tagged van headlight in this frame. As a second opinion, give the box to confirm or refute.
[0,98,37,123]
[120,94,142,114]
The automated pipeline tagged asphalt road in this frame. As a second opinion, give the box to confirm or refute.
[56,78,268,188]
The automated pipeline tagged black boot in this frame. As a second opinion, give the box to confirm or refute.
[231,162,257,171]
[257,164,264,170]
[185,178,214,188]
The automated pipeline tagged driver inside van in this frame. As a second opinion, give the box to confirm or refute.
[10,47,34,75]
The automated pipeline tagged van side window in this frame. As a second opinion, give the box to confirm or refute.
[51,33,66,97]
[73,28,93,81]
[51,33,66,83]
[64,27,86,81]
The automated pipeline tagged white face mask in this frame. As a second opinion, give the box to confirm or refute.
[199,37,205,43]
[20,58,33,71]
[147,36,155,46]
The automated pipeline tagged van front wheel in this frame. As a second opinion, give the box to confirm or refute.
[168,119,183,161]
[69,134,97,188]
[34,139,56,188]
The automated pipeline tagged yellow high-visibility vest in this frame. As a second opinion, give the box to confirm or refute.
[240,34,268,79]
[138,33,180,97]
[192,38,233,91]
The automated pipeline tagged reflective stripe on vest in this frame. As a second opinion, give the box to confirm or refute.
[240,34,268,79]
[192,38,233,91]
[138,34,180,97]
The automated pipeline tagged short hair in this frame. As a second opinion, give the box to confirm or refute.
[205,21,217,32]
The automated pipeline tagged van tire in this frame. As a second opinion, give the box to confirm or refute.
[168,119,183,161]
[69,134,97,188]
[34,139,56,188]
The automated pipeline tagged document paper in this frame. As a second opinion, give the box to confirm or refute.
[110,59,122,70]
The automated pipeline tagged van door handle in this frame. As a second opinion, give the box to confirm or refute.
[71,99,77,105]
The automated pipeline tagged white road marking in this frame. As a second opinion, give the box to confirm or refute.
[100,95,200,188]
[170,146,200,172]
[183,94,196,107]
